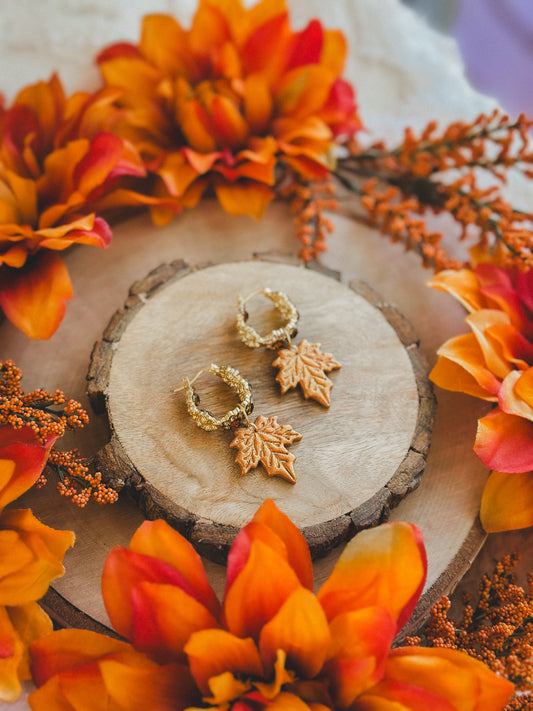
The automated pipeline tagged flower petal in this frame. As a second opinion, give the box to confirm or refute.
[228,498,312,591]
[6,602,52,681]
[214,178,273,218]
[466,310,512,380]
[72,133,145,197]
[474,409,533,472]
[0,426,56,511]
[430,333,501,399]
[0,508,74,605]
[428,268,487,312]
[129,581,219,663]
[267,691,312,711]
[30,629,136,686]
[317,522,426,631]
[223,539,301,639]
[382,647,514,711]
[139,14,189,75]
[259,587,331,678]
[102,545,217,641]
[499,370,533,421]
[480,470,533,532]
[100,658,198,711]
[128,519,220,616]
[185,629,263,694]
[512,365,533,409]
[324,606,397,707]
[0,251,72,339]
[0,605,25,702]
[286,19,323,70]
[356,679,457,710]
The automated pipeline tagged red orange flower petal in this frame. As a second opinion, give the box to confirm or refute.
[480,470,533,532]
[428,268,487,312]
[430,333,501,399]
[382,647,514,711]
[317,522,426,630]
[259,587,331,678]
[214,179,274,218]
[0,508,74,606]
[223,539,301,639]
[0,605,25,703]
[185,629,263,694]
[355,679,456,710]
[128,519,220,616]
[102,546,215,642]
[0,426,56,512]
[324,606,397,707]
[5,602,52,681]
[0,251,72,339]
[227,499,313,590]
[30,629,140,686]
[129,581,219,663]
[474,409,533,472]
[30,628,198,711]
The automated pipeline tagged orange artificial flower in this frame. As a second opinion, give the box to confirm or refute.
[29,499,512,710]
[0,74,151,339]
[429,263,533,532]
[96,0,361,222]
[0,426,74,701]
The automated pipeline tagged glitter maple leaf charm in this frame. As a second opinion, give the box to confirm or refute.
[230,415,302,483]
[272,339,341,407]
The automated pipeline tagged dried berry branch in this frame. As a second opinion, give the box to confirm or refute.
[279,173,339,262]
[0,360,117,507]
[407,553,533,710]
[328,110,533,271]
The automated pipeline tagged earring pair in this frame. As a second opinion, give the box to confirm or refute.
[178,289,340,484]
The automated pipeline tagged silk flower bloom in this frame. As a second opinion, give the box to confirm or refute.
[0,426,74,702]
[0,74,150,339]
[29,499,512,710]
[429,263,533,532]
[95,0,361,223]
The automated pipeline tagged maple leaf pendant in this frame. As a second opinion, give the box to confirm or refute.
[272,339,342,407]
[229,415,302,483]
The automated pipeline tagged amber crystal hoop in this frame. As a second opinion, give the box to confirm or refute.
[236,288,299,349]
[180,363,253,431]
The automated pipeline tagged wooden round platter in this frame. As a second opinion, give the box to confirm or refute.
[87,259,435,562]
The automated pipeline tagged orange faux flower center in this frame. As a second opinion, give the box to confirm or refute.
[185,650,319,711]
[166,75,258,153]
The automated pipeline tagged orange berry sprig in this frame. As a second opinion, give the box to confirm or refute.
[0,360,88,444]
[335,110,533,271]
[45,450,118,508]
[345,110,533,181]
[278,174,339,262]
[407,553,533,710]
[0,359,118,507]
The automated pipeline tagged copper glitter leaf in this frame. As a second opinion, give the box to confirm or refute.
[272,339,341,407]
[229,415,302,483]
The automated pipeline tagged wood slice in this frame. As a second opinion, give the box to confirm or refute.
[88,259,435,561]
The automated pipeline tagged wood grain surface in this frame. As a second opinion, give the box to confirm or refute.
[88,259,434,561]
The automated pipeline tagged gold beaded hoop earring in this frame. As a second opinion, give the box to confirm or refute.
[236,288,341,407]
[178,363,302,483]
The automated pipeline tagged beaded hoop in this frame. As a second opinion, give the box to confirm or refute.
[236,288,299,349]
[181,363,253,431]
